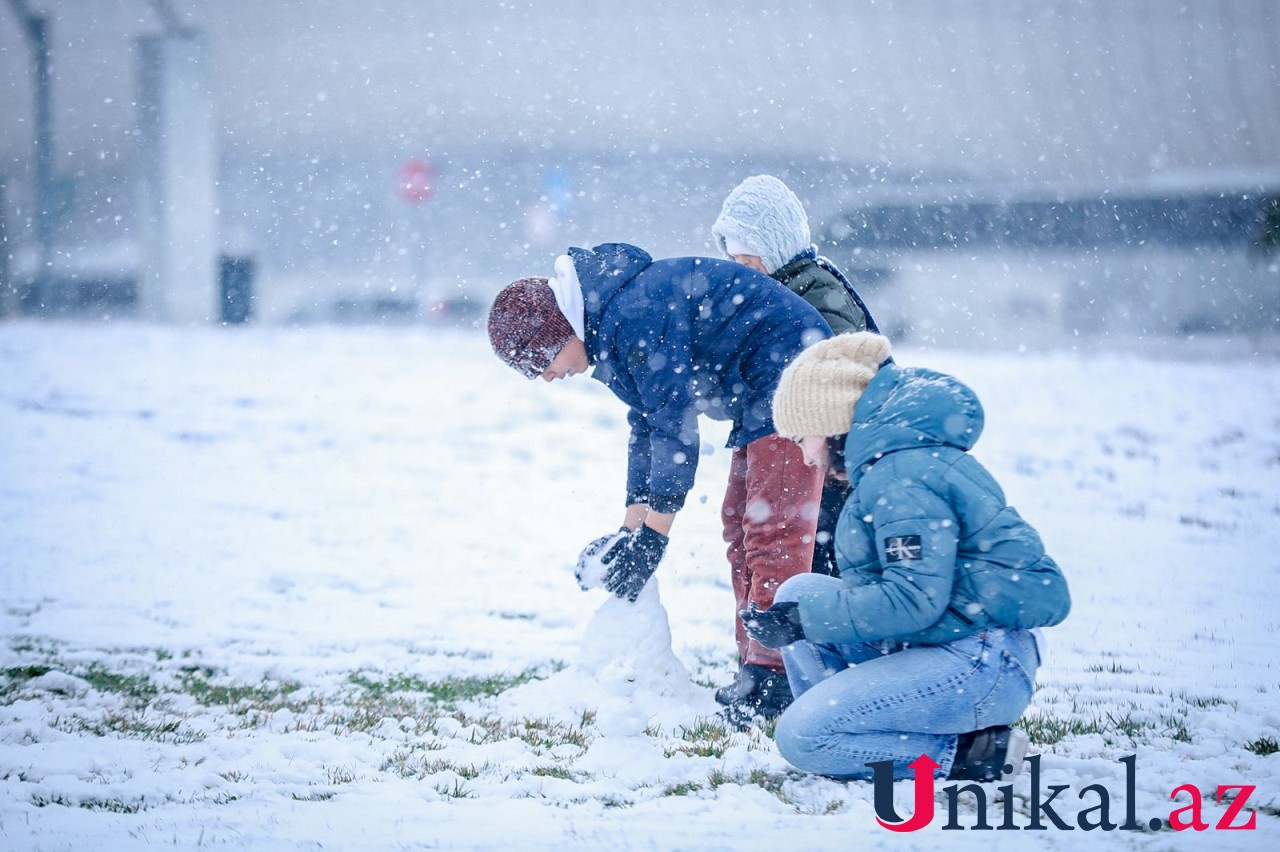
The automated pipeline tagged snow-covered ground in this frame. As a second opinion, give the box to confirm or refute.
[1,320,1278,850]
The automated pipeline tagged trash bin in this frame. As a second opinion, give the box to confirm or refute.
[219,254,254,324]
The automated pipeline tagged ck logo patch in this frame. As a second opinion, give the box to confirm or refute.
[884,535,923,562]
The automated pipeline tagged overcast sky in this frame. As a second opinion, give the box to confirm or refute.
[3,0,1279,188]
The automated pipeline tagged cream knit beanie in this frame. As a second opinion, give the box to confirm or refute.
[772,332,893,439]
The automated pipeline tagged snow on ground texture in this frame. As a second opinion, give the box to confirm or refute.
[0,321,1277,851]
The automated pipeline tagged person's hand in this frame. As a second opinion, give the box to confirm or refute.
[740,602,805,648]
[600,525,668,602]
[575,527,630,591]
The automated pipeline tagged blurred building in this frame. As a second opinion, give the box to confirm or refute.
[0,0,1276,345]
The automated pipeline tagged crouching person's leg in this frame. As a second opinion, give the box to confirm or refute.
[771,573,883,699]
[775,631,1038,780]
[772,645,958,780]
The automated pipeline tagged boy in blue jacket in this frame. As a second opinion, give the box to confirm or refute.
[744,332,1070,781]
[487,242,830,725]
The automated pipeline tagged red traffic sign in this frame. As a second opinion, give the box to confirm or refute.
[397,159,436,204]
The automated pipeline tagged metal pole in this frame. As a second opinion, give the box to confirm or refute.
[6,0,54,309]
[147,0,195,38]
[0,179,10,316]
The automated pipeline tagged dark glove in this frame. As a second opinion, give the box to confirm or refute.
[601,525,668,602]
[575,527,630,590]
[740,601,805,648]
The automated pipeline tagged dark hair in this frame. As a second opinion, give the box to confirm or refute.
[827,435,848,475]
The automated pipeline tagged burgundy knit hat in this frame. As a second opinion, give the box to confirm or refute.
[487,277,576,379]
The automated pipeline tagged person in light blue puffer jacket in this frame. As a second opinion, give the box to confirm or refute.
[741,332,1070,783]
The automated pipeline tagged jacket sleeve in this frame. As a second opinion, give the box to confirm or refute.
[789,265,866,336]
[624,406,653,506]
[798,480,960,644]
[618,307,699,514]
[806,282,865,336]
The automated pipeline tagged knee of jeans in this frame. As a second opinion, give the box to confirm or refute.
[775,696,834,759]
[773,709,815,767]
[775,572,839,603]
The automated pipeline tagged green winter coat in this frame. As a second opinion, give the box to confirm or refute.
[773,252,867,335]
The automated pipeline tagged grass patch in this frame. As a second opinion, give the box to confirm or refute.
[0,665,54,702]
[380,753,488,782]
[1160,712,1192,743]
[1174,692,1233,710]
[1106,710,1155,743]
[1017,711,1106,745]
[1085,658,1135,675]
[177,667,300,710]
[600,795,633,809]
[1245,735,1278,756]
[11,636,1277,825]
[515,716,591,751]
[51,710,205,744]
[1,662,160,706]
[32,793,148,813]
[323,765,359,785]
[663,781,703,796]
[530,765,574,780]
[347,668,546,709]
[746,768,789,798]
[79,663,159,704]
[77,797,146,814]
[664,717,734,758]
[699,767,805,806]
[1,664,53,681]
[434,779,475,799]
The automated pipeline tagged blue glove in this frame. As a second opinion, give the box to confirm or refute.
[601,525,668,602]
[740,601,805,648]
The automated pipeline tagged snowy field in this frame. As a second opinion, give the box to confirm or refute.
[1,320,1278,851]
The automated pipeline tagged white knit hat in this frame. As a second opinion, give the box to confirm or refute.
[712,175,811,274]
[772,332,893,439]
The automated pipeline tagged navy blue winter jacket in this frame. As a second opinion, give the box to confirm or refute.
[570,243,830,513]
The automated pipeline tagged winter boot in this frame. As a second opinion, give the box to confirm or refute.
[948,726,1029,782]
[713,665,749,706]
[715,663,793,729]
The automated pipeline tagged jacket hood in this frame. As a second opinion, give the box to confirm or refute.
[843,363,985,477]
[711,175,810,274]
[569,242,653,305]
[569,242,653,356]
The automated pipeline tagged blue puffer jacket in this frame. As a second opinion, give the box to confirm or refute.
[795,362,1070,646]
[572,242,830,513]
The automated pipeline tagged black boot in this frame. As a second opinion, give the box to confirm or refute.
[715,664,793,729]
[713,665,750,706]
[949,726,1029,782]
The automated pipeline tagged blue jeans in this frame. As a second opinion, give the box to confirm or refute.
[771,573,1039,780]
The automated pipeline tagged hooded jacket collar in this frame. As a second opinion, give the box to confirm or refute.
[843,363,986,483]
[568,242,654,362]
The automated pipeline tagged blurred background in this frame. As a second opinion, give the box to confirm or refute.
[2,0,1278,348]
